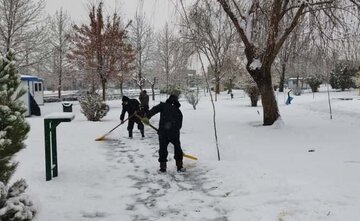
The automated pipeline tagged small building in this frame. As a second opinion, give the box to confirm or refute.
[19,75,44,116]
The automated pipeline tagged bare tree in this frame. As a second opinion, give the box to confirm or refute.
[219,43,246,92]
[218,0,360,125]
[49,8,72,99]
[273,23,311,92]
[185,0,235,101]
[0,0,48,71]
[179,0,221,161]
[129,12,153,90]
[146,76,156,100]
[156,23,192,93]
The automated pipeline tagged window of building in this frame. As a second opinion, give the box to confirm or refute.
[34,82,42,92]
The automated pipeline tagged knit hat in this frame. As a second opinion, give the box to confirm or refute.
[167,95,178,102]
[166,95,180,107]
[122,96,129,102]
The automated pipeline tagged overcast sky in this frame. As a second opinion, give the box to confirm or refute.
[44,0,179,30]
[44,0,202,71]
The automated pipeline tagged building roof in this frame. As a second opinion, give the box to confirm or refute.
[21,75,43,82]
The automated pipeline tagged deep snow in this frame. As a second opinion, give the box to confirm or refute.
[13,88,360,221]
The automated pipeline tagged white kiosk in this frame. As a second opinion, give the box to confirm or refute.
[20,75,44,116]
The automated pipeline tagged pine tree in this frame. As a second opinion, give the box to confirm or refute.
[79,93,109,121]
[0,179,36,220]
[0,50,30,184]
[306,75,323,92]
[330,61,357,91]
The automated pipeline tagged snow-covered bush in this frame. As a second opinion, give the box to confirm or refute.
[185,88,200,110]
[0,50,30,184]
[306,75,323,92]
[330,61,357,91]
[165,85,182,97]
[0,179,36,221]
[244,79,260,107]
[79,93,109,121]
[355,66,360,91]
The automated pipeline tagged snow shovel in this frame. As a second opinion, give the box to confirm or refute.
[135,113,198,161]
[95,112,136,141]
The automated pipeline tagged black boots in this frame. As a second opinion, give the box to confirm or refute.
[159,161,185,173]
[129,130,144,138]
[159,162,166,173]
[176,161,186,172]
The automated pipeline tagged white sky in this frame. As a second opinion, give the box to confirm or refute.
[44,0,179,30]
[44,0,203,71]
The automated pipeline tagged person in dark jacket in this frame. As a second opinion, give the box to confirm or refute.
[142,95,185,173]
[139,90,149,114]
[120,96,144,138]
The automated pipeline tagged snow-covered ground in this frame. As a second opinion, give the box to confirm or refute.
[13,88,360,221]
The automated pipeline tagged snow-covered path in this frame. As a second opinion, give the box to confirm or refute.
[101,130,229,221]
[14,96,231,220]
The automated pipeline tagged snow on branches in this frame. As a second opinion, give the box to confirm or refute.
[0,50,30,184]
[0,179,36,221]
[132,76,145,88]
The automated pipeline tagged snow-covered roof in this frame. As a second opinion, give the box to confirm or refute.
[21,75,43,82]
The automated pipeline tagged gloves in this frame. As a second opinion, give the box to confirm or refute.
[120,120,125,124]
[141,117,150,125]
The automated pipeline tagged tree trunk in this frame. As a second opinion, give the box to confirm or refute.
[58,77,62,99]
[90,71,96,94]
[58,21,64,98]
[120,81,123,97]
[250,97,258,107]
[152,77,156,101]
[101,79,106,101]
[215,76,220,94]
[279,63,286,92]
[257,74,280,125]
[151,84,155,101]
[228,78,233,93]
[58,57,62,99]
[138,70,143,91]
[91,78,95,94]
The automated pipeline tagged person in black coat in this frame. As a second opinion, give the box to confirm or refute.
[139,90,149,114]
[143,95,185,172]
[120,96,144,138]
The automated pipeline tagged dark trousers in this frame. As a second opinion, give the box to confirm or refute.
[127,119,144,134]
[140,105,149,116]
[158,131,183,163]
